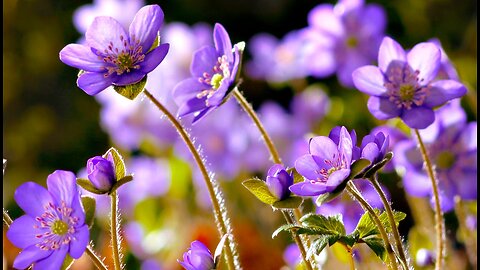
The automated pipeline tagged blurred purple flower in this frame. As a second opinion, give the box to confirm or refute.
[7,171,89,270]
[370,125,408,172]
[178,240,215,270]
[173,23,241,123]
[415,248,435,267]
[290,86,330,136]
[352,36,467,129]
[317,179,388,233]
[290,126,355,196]
[283,243,301,267]
[87,155,116,192]
[60,5,169,95]
[266,164,294,200]
[303,0,386,87]
[394,102,477,211]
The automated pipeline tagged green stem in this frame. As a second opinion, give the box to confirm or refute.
[342,244,356,270]
[369,175,409,270]
[144,90,238,270]
[3,208,13,227]
[346,182,398,270]
[454,196,477,269]
[413,129,445,270]
[110,191,121,270]
[86,245,109,270]
[282,210,314,270]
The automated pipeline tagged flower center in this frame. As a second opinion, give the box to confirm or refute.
[311,153,348,184]
[210,73,223,90]
[196,55,231,105]
[384,62,430,110]
[436,151,455,170]
[51,220,69,235]
[346,36,358,48]
[98,35,146,77]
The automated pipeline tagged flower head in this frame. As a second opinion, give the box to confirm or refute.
[178,240,215,270]
[60,4,169,96]
[87,154,116,192]
[352,36,467,129]
[6,170,89,270]
[266,164,294,200]
[290,126,355,196]
[360,131,389,165]
[173,23,241,123]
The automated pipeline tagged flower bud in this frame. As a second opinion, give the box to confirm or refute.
[266,164,294,200]
[178,241,215,270]
[87,155,116,192]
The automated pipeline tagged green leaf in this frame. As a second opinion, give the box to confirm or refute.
[242,178,278,205]
[147,34,160,53]
[353,209,406,238]
[272,196,303,209]
[315,188,344,206]
[299,213,346,235]
[363,237,387,261]
[103,147,126,180]
[272,224,300,238]
[307,235,330,259]
[109,175,133,194]
[338,235,357,247]
[364,152,394,178]
[113,75,147,100]
[61,254,75,270]
[81,196,96,228]
[76,178,108,195]
[349,158,371,179]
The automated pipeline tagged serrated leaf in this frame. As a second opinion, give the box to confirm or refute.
[113,75,147,100]
[353,209,406,238]
[364,152,394,178]
[272,224,300,238]
[109,175,133,194]
[242,179,278,205]
[103,147,126,180]
[272,196,303,209]
[76,179,108,195]
[307,235,329,259]
[349,158,371,179]
[363,237,387,261]
[61,254,75,270]
[299,213,346,236]
[81,196,96,228]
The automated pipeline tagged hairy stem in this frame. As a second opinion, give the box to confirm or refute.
[413,129,445,270]
[454,196,477,269]
[3,208,13,228]
[110,191,121,270]
[369,175,409,270]
[346,182,398,270]
[282,210,314,270]
[86,245,109,270]
[144,90,238,270]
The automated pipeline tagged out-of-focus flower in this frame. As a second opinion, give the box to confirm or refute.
[316,179,388,233]
[303,0,386,87]
[87,155,116,192]
[246,30,310,83]
[6,171,89,269]
[60,5,169,95]
[415,248,435,267]
[394,102,477,211]
[290,126,355,196]
[173,23,241,123]
[178,240,215,270]
[283,242,327,269]
[290,86,330,136]
[265,164,294,200]
[352,36,467,129]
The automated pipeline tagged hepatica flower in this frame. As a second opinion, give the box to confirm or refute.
[266,164,294,201]
[87,155,116,192]
[60,4,169,96]
[173,23,241,123]
[290,126,355,196]
[6,170,89,270]
[360,131,389,165]
[352,36,467,129]
[178,240,215,270]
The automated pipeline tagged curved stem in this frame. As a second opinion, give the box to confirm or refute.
[3,208,13,227]
[342,244,356,270]
[413,129,445,270]
[346,182,398,270]
[143,90,238,270]
[233,88,282,164]
[369,175,409,270]
[86,245,109,270]
[282,210,314,270]
[110,191,121,270]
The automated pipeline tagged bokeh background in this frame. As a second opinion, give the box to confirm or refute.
[3,0,477,269]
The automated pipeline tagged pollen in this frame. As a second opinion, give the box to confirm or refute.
[51,220,69,235]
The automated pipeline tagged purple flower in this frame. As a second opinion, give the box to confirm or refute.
[352,36,467,129]
[178,240,215,270]
[370,125,408,172]
[394,103,476,211]
[360,131,389,165]
[59,5,169,95]
[303,0,386,87]
[429,38,460,81]
[290,126,355,196]
[173,23,241,123]
[415,249,435,267]
[87,155,116,192]
[266,164,294,200]
[6,170,89,270]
